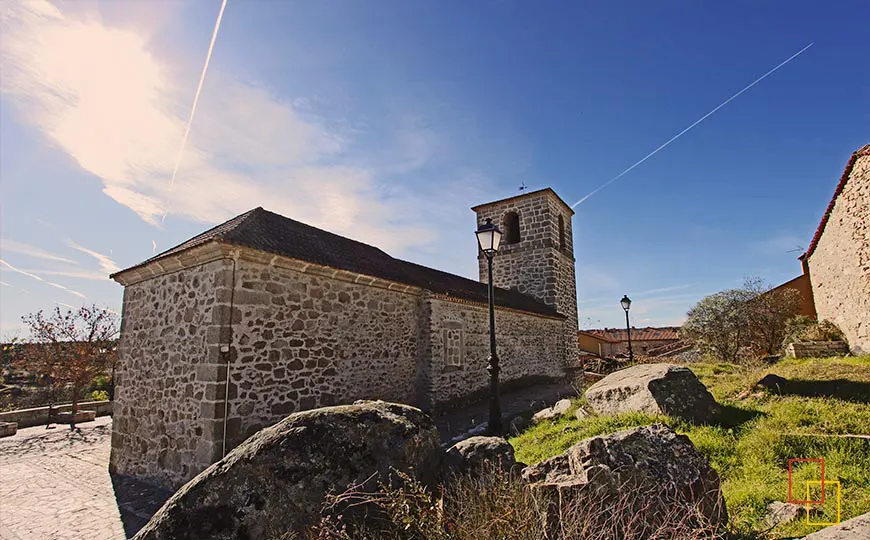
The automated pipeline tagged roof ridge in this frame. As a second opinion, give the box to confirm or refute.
[249,207,393,258]
[800,144,869,260]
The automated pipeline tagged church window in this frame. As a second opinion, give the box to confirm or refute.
[558,215,565,251]
[503,211,521,244]
[443,322,464,367]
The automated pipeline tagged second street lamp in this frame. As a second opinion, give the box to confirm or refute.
[621,294,633,362]
[476,218,503,436]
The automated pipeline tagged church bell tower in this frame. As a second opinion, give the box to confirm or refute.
[471,188,578,365]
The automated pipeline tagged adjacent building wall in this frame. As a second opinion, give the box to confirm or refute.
[767,273,816,319]
[806,148,870,354]
[426,296,565,406]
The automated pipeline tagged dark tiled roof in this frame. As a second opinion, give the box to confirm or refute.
[578,327,681,343]
[118,208,562,318]
[800,144,870,261]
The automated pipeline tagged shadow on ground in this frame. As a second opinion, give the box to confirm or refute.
[757,375,870,404]
[714,404,765,429]
[110,473,171,538]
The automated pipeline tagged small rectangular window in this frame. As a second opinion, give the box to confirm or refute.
[443,327,463,367]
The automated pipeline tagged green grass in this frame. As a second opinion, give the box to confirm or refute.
[509,356,870,538]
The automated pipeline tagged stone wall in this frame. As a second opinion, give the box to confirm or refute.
[473,189,579,366]
[110,259,230,490]
[785,341,850,358]
[0,400,113,429]
[807,148,870,354]
[222,252,424,448]
[426,296,565,405]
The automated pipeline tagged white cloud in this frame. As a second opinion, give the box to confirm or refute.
[0,238,77,264]
[22,269,109,281]
[0,0,438,253]
[633,284,693,297]
[66,240,120,274]
[0,259,87,299]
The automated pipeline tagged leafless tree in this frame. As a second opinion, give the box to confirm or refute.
[16,305,119,429]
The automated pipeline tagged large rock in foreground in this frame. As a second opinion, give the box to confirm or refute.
[585,363,719,423]
[803,511,870,539]
[443,436,516,477]
[133,401,442,540]
[522,424,727,534]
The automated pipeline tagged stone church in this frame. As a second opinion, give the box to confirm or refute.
[110,188,578,489]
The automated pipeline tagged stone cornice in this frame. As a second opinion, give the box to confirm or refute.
[111,241,229,286]
[427,293,565,320]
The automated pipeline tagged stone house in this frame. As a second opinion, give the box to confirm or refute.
[109,188,578,489]
[577,327,681,357]
[798,144,870,354]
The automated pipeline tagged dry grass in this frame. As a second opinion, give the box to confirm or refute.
[287,467,726,540]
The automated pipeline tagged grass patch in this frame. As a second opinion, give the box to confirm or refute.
[509,356,870,538]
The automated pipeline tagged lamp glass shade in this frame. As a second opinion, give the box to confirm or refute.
[620,295,632,311]
[476,218,502,253]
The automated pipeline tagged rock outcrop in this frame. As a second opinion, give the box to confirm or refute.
[584,364,719,423]
[765,501,804,527]
[133,401,442,540]
[522,424,727,534]
[803,510,870,539]
[532,398,572,424]
[443,436,516,477]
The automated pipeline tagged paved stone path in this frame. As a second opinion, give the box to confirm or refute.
[0,383,577,539]
[0,417,169,540]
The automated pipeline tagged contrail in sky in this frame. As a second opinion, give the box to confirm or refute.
[162,0,229,224]
[571,42,815,208]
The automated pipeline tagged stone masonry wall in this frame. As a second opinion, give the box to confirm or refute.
[807,149,870,354]
[474,189,579,366]
[786,341,850,358]
[426,297,565,405]
[110,259,230,490]
[223,254,424,449]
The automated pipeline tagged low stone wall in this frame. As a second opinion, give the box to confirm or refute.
[0,422,17,437]
[785,341,849,358]
[0,400,113,428]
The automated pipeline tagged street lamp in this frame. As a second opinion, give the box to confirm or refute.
[476,218,503,436]
[620,295,633,362]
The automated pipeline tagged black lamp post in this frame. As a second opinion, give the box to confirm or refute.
[620,295,633,362]
[476,218,503,436]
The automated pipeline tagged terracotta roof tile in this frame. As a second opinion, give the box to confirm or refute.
[578,327,681,343]
[800,144,870,261]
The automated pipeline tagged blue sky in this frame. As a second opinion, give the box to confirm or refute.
[1,0,868,336]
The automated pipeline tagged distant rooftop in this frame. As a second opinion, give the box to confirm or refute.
[578,326,681,343]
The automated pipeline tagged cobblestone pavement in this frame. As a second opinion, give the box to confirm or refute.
[0,417,169,540]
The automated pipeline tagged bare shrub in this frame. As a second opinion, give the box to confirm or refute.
[292,466,727,540]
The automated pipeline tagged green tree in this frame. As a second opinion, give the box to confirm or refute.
[682,288,753,363]
[682,278,803,362]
